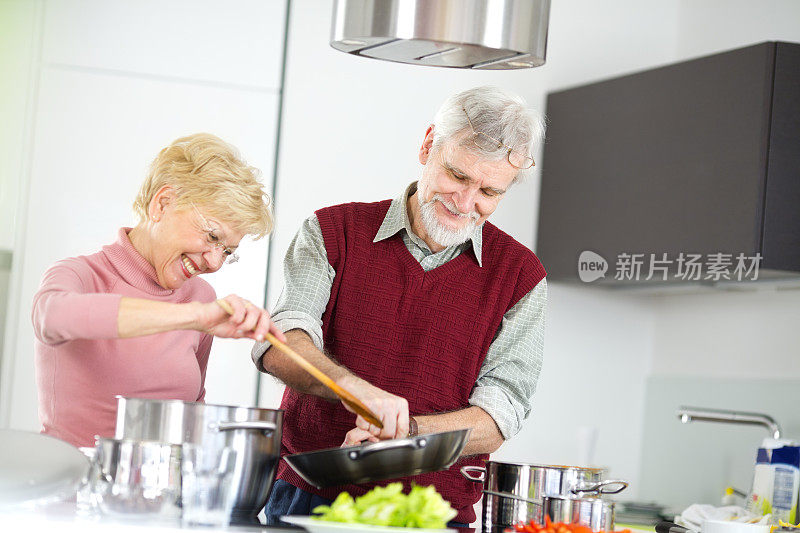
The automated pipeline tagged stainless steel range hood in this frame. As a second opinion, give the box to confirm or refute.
[331,0,551,70]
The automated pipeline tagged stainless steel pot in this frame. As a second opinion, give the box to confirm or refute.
[543,496,615,531]
[461,461,627,531]
[92,437,182,518]
[114,397,282,521]
[285,429,470,487]
[477,492,616,531]
[479,488,542,533]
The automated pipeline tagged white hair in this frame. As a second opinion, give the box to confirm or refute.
[431,86,545,180]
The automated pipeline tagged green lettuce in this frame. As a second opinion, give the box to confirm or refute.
[312,483,457,529]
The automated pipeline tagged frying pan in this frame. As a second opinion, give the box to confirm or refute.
[284,428,471,487]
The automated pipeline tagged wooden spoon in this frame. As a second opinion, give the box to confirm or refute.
[215,299,384,429]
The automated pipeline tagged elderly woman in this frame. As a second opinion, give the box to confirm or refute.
[32,133,285,448]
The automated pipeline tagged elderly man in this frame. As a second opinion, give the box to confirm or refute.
[252,86,547,525]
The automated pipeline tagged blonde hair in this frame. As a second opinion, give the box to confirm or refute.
[133,133,273,238]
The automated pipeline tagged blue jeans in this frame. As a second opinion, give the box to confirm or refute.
[264,479,335,526]
[264,480,469,528]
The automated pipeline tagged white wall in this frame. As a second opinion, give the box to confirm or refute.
[0,0,40,430]
[651,287,800,379]
[0,1,39,251]
[1,0,287,429]
[641,283,800,507]
[494,284,655,490]
[675,0,800,60]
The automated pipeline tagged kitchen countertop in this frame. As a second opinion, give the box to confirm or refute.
[4,501,651,533]
[0,501,485,533]
[0,499,301,533]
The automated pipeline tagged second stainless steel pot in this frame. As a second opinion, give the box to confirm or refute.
[477,492,616,532]
[114,397,282,521]
[543,496,615,531]
[461,461,627,532]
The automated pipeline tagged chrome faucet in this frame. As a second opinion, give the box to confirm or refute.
[676,406,782,440]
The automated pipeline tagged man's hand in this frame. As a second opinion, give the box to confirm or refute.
[341,427,380,447]
[260,329,409,439]
[337,375,409,440]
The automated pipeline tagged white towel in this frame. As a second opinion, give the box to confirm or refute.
[676,504,771,531]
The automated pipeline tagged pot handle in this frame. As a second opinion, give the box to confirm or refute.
[87,444,114,486]
[483,489,540,506]
[571,479,629,495]
[460,465,486,483]
[209,421,277,434]
[347,438,427,460]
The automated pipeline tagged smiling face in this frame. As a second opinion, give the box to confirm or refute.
[139,187,245,290]
[410,126,518,250]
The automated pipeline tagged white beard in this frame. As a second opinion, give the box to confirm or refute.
[417,193,479,248]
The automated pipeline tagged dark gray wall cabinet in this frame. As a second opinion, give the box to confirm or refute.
[537,41,800,285]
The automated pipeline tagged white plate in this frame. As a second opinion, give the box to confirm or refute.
[281,515,453,533]
[0,429,90,507]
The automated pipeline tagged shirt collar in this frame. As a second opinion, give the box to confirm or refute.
[373,181,484,266]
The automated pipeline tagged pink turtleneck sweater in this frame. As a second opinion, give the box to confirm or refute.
[32,228,216,448]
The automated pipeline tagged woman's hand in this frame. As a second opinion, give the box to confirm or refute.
[194,295,286,343]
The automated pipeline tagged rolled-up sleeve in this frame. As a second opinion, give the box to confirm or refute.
[251,215,334,370]
[469,278,547,439]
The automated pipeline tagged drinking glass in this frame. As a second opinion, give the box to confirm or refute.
[181,444,238,527]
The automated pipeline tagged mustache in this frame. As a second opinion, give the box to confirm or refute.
[427,194,480,221]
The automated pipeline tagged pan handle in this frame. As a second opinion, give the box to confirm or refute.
[571,479,629,495]
[209,421,277,434]
[347,438,427,460]
[655,522,694,533]
[461,465,486,482]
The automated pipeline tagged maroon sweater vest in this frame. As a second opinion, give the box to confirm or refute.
[276,200,546,524]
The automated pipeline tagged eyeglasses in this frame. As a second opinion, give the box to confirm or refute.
[461,105,535,169]
[190,204,240,264]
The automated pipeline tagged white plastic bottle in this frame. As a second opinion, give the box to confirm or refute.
[747,448,774,517]
[771,446,799,525]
